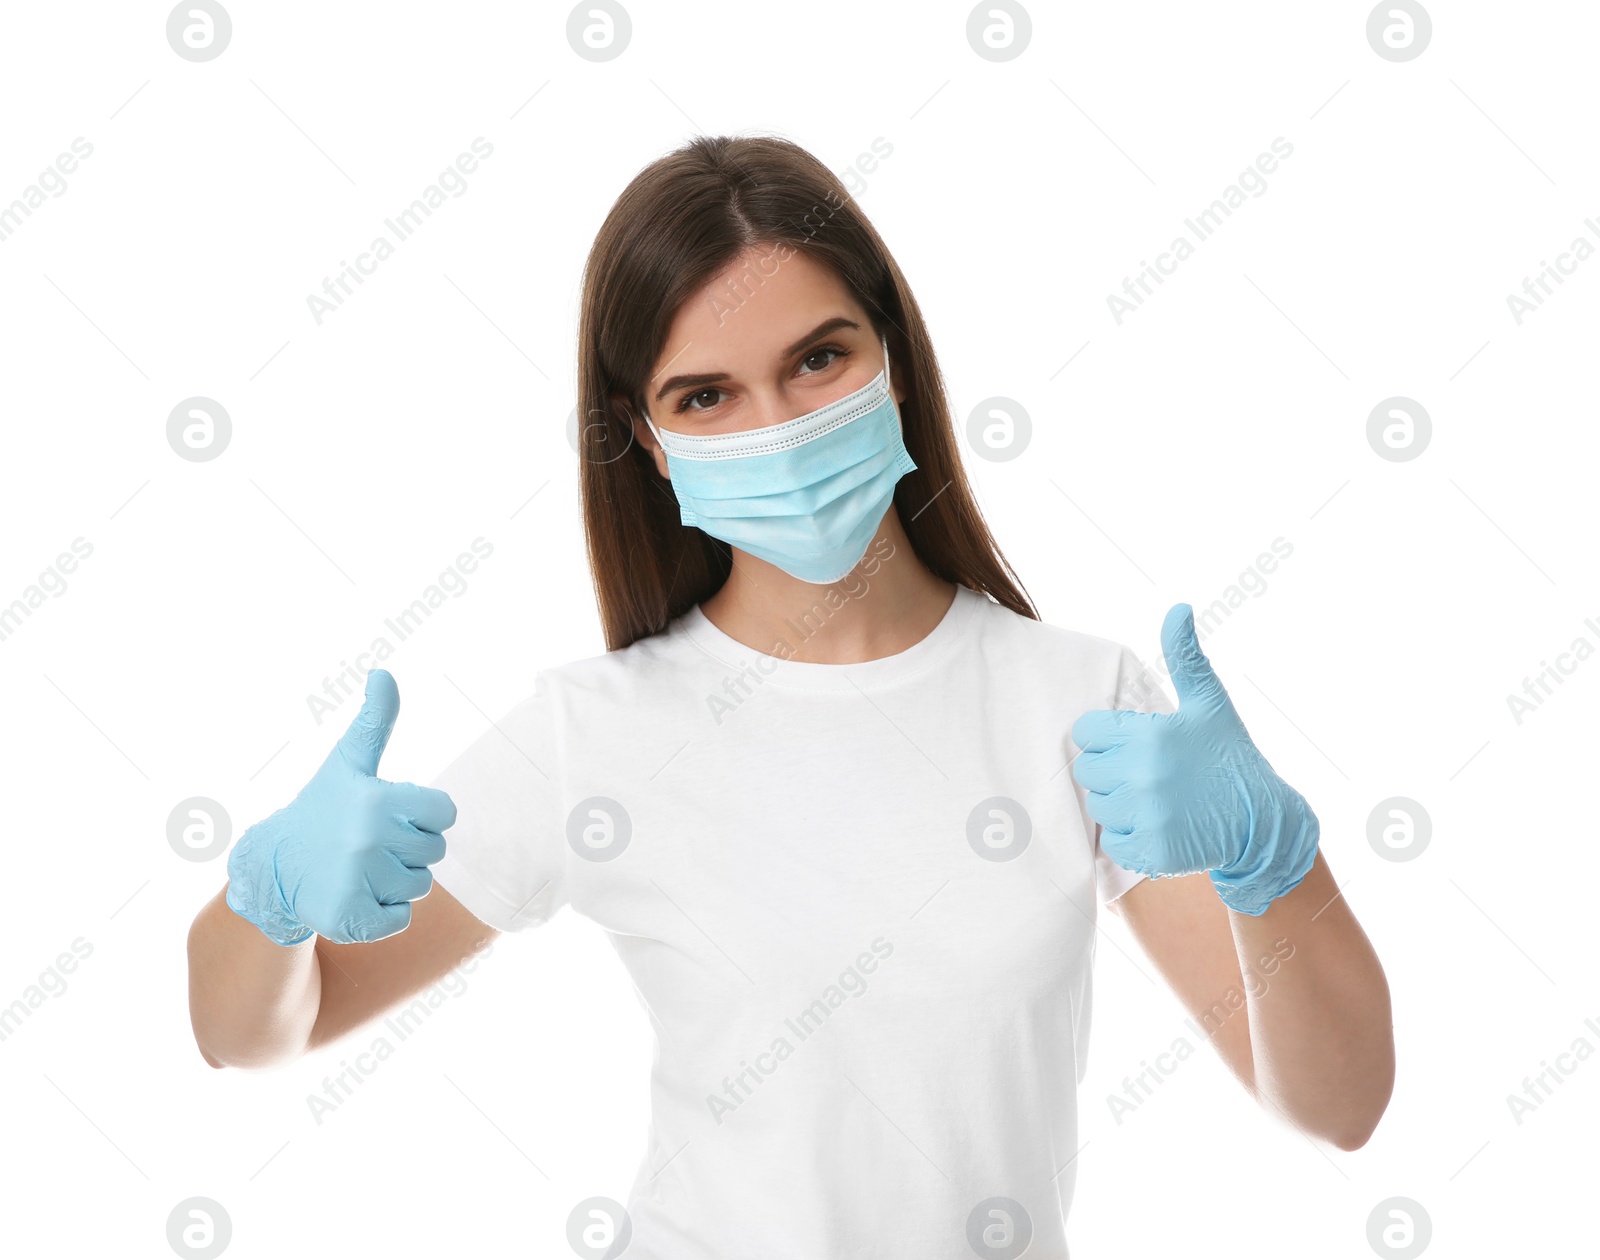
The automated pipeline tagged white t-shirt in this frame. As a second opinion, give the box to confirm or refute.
[429,583,1175,1259]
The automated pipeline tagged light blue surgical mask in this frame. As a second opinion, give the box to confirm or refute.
[642,333,918,584]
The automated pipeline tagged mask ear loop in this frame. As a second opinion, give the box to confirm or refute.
[631,395,665,448]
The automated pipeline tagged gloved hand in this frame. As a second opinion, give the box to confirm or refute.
[225,669,456,944]
[1070,604,1320,916]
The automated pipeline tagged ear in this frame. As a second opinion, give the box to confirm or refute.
[882,339,907,410]
[891,367,908,409]
[613,394,669,477]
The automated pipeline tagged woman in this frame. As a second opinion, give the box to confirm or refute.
[188,134,1393,1257]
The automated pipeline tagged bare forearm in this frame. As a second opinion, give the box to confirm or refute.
[187,886,321,1069]
[1228,850,1394,1149]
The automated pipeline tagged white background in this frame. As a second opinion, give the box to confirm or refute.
[1,1,1595,1256]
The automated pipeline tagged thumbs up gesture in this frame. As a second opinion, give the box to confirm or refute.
[226,670,458,944]
[1070,605,1320,916]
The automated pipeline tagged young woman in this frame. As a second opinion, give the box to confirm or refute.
[188,134,1393,1257]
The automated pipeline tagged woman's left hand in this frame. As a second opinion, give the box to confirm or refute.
[1070,603,1321,916]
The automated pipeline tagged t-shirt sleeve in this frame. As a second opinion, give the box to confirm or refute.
[426,671,568,932]
[1093,643,1178,906]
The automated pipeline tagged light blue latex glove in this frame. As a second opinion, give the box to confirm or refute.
[225,669,456,945]
[1070,604,1320,916]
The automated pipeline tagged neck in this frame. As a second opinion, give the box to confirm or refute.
[699,507,957,665]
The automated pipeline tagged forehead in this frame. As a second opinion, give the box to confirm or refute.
[652,246,861,374]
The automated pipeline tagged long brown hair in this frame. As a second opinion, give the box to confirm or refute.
[576,133,1039,651]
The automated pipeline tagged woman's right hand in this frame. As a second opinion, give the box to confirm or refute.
[225,669,457,946]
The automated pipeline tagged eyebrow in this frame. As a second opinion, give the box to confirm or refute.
[651,316,862,403]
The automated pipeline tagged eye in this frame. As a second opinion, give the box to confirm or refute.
[670,344,852,415]
[673,386,725,415]
[798,343,849,375]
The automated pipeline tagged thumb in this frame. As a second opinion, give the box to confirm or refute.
[1160,603,1228,711]
[335,669,400,777]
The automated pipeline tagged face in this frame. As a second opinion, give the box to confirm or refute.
[629,244,906,478]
